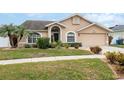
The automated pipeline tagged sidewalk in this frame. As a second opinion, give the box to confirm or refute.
[0,55,105,65]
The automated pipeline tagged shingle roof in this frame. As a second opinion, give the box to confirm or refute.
[21,20,54,30]
[110,25,124,31]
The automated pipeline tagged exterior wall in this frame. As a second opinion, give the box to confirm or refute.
[60,15,91,42]
[41,31,48,37]
[18,31,48,47]
[78,25,108,34]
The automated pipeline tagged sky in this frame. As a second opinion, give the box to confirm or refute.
[0,13,124,27]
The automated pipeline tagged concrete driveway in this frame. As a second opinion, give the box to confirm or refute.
[101,46,124,54]
[81,46,124,54]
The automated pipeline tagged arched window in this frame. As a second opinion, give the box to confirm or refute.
[28,33,41,43]
[67,32,75,43]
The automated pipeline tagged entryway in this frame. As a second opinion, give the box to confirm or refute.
[51,26,60,42]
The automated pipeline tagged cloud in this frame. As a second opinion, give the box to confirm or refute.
[15,13,124,27]
[83,13,124,27]
[1,13,124,27]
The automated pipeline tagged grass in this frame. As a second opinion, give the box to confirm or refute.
[0,59,116,80]
[111,44,124,48]
[0,48,91,60]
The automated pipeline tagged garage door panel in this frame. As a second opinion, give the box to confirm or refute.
[79,34,106,46]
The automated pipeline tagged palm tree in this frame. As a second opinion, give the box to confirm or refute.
[0,24,16,48]
[14,25,31,47]
[0,24,30,48]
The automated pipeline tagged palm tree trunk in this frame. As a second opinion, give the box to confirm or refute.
[9,35,17,48]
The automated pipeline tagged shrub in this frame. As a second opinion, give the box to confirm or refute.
[37,37,50,49]
[62,43,82,47]
[63,43,69,49]
[90,46,102,54]
[32,44,37,48]
[56,41,62,49]
[115,52,124,66]
[74,44,80,49]
[56,45,61,49]
[115,65,124,73]
[105,52,117,64]
[24,44,31,48]
[57,41,62,46]
[50,42,57,48]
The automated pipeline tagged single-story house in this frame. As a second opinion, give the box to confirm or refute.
[0,14,112,47]
[109,25,124,44]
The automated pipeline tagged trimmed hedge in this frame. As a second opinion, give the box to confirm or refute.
[62,43,82,47]
[24,44,32,48]
[37,37,50,49]
[24,44,37,48]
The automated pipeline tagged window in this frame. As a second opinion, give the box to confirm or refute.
[72,17,80,24]
[67,32,75,42]
[28,33,40,43]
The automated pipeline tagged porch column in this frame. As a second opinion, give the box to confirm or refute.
[60,26,62,41]
[48,27,51,43]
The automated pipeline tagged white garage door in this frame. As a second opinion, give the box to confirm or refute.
[80,34,106,46]
[0,37,10,47]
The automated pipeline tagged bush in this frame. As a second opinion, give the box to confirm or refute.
[24,44,31,48]
[50,42,57,48]
[63,43,69,49]
[74,44,80,49]
[57,41,62,46]
[116,52,124,66]
[62,43,82,47]
[90,46,102,54]
[37,37,50,49]
[105,52,117,64]
[115,65,124,73]
[56,41,62,49]
[32,44,37,48]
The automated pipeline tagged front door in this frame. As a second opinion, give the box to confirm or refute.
[54,33,59,42]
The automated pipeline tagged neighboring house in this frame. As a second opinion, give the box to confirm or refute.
[17,14,112,47]
[109,25,124,44]
[0,37,10,47]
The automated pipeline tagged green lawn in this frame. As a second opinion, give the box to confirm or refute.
[111,45,124,48]
[0,59,116,80]
[0,48,91,60]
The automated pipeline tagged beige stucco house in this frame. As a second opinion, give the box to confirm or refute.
[19,14,112,47]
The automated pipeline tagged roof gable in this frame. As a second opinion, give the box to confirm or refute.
[59,14,93,23]
[45,22,66,28]
[77,23,113,32]
[45,14,93,27]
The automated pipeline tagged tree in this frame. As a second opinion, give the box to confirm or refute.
[108,36,113,45]
[0,24,30,48]
[14,25,31,47]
